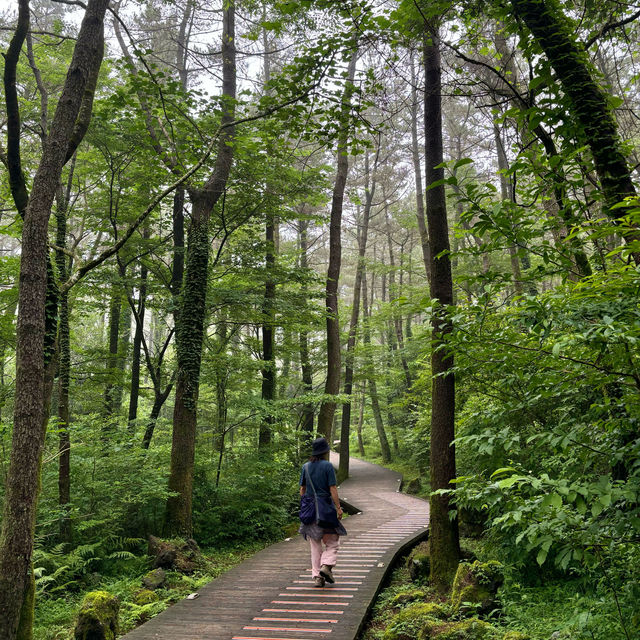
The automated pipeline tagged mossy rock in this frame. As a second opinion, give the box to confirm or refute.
[420,618,498,640]
[451,561,504,617]
[148,536,203,574]
[502,632,530,640]
[383,602,448,640]
[142,568,167,590]
[390,589,430,607]
[132,589,159,606]
[405,477,422,495]
[74,591,119,640]
[407,541,431,583]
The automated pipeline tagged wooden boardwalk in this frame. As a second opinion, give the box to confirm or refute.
[121,455,429,640]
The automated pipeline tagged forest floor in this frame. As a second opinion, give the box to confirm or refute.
[356,540,625,640]
[33,540,270,640]
[355,451,633,640]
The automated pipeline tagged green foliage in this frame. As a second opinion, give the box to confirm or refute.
[193,449,299,545]
[420,618,498,640]
[446,258,640,637]
[33,538,145,596]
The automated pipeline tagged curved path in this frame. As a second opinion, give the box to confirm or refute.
[121,456,429,640]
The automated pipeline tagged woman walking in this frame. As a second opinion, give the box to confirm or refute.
[299,437,347,587]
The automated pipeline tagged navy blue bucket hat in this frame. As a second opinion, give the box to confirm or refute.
[311,437,330,456]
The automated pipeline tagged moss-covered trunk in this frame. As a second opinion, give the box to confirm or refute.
[510,0,638,231]
[165,1,235,537]
[0,1,109,637]
[424,25,460,590]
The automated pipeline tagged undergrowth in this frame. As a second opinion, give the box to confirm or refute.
[33,541,267,640]
[357,538,638,640]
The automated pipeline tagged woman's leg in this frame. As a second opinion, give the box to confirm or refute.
[320,533,340,568]
[309,536,323,577]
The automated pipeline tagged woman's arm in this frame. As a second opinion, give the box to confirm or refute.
[329,485,343,520]
[300,485,306,496]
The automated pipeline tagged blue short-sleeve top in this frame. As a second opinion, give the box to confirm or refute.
[299,459,337,499]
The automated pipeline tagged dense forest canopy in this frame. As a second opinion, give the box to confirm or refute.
[0,0,639,638]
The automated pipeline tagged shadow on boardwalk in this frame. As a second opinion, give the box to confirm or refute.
[121,455,430,640]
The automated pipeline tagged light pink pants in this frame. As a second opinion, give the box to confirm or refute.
[309,533,340,577]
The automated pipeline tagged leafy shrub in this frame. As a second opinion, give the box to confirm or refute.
[447,265,640,637]
[193,448,299,545]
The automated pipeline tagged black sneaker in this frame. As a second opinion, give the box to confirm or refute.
[320,565,335,584]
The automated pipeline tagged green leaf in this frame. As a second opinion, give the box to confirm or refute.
[490,466,516,479]
[454,158,474,170]
[542,493,562,509]
[498,475,522,489]
[537,547,548,565]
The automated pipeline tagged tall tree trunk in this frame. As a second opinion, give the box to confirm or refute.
[356,381,366,456]
[103,286,122,419]
[424,25,460,590]
[259,210,276,449]
[384,198,412,390]
[0,1,109,637]
[489,24,592,279]
[510,0,638,259]
[361,268,391,463]
[128,248,148,426]
[298,218,314,440]
[317,52,358,441]
[166,1,235,537]
[339,146,378,482]
[55,170,74,544]
[259,24,276,449]
[410,53,431,281]
[172,189,185,303]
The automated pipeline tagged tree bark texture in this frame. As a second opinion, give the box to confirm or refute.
[317,52,358,441]
[259,212,276,449]
[103,287,122,418]
[55,182,73,544]
[128,254,148,425]
[424,26,460,590]
[166,1,235,537]
[0,1,110,637]
[356,382,366,456]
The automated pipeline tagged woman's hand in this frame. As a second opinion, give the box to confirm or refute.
[337,506,343,520]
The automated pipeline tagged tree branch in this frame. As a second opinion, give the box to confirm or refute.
[3,0,30,217]
[585,9,640,49]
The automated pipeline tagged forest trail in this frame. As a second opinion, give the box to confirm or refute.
[120,455,429,640]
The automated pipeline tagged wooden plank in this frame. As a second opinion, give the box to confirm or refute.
[120,455,429,640]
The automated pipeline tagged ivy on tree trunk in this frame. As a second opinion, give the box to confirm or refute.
[165,1,236,538]
[0,1,109,637]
